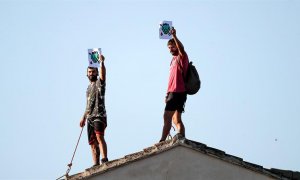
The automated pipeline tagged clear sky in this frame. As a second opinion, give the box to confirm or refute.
[0,0,299,179]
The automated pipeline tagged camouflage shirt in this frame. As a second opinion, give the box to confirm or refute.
[85,79,106,120]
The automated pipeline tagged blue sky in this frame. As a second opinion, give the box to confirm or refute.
[0,0,299,179]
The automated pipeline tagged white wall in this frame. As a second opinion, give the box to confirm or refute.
[88,146,276,180]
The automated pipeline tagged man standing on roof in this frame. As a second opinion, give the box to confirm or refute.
[80,54,108,166]
[159,27,189,142]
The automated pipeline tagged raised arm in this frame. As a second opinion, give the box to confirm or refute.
[170,27,186,58]
[99,54,106,81]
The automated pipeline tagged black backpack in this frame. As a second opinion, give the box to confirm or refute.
[177,59,201,95]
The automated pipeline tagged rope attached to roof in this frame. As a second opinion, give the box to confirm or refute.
[56,127,84,180]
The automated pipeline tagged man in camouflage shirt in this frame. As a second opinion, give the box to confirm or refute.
[80,54,108,166]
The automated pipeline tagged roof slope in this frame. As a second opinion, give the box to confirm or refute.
[66,135,299,180]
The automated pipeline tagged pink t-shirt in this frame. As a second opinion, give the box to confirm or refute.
[167,53,189,93]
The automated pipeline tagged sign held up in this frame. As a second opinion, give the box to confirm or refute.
[88,48,102,68]
[159,21,172,39]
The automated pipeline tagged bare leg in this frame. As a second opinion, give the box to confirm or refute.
[160,110,176,141]
[172,111,185,137]
[90,141,100,165]
[96,134,107,160]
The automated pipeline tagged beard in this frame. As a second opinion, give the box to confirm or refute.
[170,49,179,56]
[88,75,97,82]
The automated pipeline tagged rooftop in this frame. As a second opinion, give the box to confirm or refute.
[66,135,300,180]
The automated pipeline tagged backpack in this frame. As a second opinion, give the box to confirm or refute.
[177,59,201,95]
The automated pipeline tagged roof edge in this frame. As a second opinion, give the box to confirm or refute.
[66,135,297,180]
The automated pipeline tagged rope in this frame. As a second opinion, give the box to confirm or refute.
[56,127,84,180]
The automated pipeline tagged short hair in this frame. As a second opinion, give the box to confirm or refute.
[87,67,98,75]
[167,38,185,50]
[167,38,175,46]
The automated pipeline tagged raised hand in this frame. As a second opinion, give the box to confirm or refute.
[170,27,176,36]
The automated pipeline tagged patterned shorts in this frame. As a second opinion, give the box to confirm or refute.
[87,117,107,145]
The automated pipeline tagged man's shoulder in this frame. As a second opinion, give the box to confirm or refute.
[86,83,93,93]
[181,51,188,59]
[96,78,106,87]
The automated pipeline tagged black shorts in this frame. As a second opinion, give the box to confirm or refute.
[165,92,187,113]
[87,117,107,145]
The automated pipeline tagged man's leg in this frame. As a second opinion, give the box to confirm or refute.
[160,110,176,141]
[88,121,100,166]
[172,110,185,137]
[90,141,100,166]
[96,134,108,162]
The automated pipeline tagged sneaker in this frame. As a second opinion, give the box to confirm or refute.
[101,158,108,164]
[173,133,185,141]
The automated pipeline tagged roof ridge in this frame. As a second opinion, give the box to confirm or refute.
[66,138,296,180]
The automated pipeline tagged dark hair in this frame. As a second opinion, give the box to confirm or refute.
[87,67,98,75]
[167,38,175,46]
[167,38,185,50]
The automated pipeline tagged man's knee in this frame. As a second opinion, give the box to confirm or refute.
[96,134,105,143]
[173,111,183,123]
[164,111,174,121]
[91,143,97,149]
[91,143,99,153]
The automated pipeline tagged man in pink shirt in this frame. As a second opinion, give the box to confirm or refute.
[159,27,189,142]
